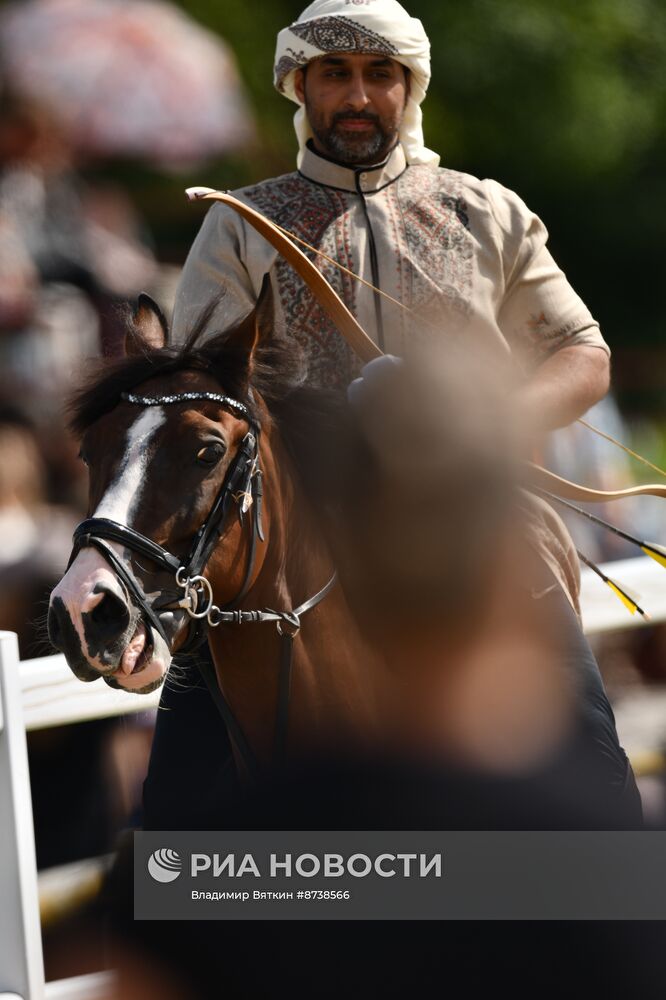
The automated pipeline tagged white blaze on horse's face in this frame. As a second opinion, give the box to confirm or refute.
[50,407,170,693]
[95,408,165,523]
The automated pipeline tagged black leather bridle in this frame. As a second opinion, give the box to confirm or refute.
[68,389,336,778]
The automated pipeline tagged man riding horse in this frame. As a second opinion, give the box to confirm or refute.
[143,0,640,827]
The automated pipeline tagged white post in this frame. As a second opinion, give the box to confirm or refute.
[0,631,45,1000]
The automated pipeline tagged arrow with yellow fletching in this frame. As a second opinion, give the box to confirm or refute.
[577,550,650,620]
[537,489,666,572]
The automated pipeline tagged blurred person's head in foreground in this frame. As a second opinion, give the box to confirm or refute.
[332,346,573,773]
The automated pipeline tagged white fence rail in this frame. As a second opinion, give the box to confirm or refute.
[1,628,121,1000]
[1,556,665,998]
[21,654,161,733]
[0,632,45,1000]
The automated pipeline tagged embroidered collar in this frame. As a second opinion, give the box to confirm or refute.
[299,141,407,194]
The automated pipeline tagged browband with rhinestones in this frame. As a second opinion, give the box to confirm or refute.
[121,390,251,421]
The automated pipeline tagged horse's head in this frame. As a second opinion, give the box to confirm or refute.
[48,290,277,693]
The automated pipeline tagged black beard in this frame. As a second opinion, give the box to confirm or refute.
[308,108,397,165]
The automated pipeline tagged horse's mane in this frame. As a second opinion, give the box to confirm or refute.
[67,306,347,501]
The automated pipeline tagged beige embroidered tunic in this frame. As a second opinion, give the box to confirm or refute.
[173,142,610,610]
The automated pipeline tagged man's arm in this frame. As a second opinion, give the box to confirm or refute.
[485,180,611,432]
[515,345,611,433]
[172,201,278,344]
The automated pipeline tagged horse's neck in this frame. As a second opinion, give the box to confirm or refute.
[208,421,382,763]
[261,425,333,610]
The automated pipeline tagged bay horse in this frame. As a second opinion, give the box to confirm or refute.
[47,286,590,788]
[47,289,391,776]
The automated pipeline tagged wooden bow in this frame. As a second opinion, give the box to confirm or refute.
[186,187,382,365]
[186,187,666,505]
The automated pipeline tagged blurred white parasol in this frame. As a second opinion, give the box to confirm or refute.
[0,0,255,169]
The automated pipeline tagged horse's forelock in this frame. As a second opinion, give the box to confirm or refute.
[66,312,307,439]
[66,347,192,438]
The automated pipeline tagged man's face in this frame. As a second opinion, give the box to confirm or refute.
[294,53,409,166]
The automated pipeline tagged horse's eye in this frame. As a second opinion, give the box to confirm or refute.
[196,442,225,467]
[78,448,89,467]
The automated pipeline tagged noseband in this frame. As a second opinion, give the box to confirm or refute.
[68,389,335,777]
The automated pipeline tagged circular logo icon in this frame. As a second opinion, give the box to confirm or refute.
[148,848,182,883]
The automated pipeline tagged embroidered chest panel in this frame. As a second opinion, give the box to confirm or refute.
[242,167,475,386]
[244,173,356,389]
[390,167,474,323]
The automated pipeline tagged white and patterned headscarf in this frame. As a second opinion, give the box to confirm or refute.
[274,0,439,168]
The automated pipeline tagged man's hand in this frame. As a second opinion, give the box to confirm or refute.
[516,345,611,433]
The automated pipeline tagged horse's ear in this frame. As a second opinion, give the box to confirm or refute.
[125,293,169,356]
[224,273,273,361]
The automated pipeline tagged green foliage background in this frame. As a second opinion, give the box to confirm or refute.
[115,0,665,406]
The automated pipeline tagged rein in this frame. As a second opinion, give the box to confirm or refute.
[68,389,335,777]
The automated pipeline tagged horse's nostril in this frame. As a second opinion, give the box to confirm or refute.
[89,585,130,633]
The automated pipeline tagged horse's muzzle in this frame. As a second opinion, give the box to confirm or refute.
[49,575,139,669]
